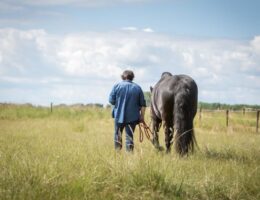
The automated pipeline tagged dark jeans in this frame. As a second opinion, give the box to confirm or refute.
[114,121,137,151]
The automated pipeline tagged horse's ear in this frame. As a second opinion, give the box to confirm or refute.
[150,86,153,92]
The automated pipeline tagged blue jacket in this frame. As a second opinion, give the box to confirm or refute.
[109,80,146,124]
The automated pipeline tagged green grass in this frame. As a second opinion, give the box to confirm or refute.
[0,105,259,199]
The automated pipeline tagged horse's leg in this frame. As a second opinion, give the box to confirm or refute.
[165,120,173,153]
[152,118,161,149]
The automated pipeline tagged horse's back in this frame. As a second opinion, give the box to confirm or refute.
[152,74,198,119]
[173,75,198,116]
[172,75,198,103]
[154,74,197,100]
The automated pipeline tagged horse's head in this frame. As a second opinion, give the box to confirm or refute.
[161,72,172,79]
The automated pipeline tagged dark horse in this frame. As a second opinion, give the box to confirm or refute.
[150,72,198,155]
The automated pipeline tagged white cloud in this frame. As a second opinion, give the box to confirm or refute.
[251,36,260,54]
[142,28,154,33]
[122,27,138,31]
[122,27,154,33]
[0,28,260,105]
[0,29,41,72]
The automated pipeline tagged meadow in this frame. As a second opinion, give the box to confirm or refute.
[0,104,259,200]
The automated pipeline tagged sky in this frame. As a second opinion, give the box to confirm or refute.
[0,0,260,106]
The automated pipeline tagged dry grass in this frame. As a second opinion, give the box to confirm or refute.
[0,105,259,199]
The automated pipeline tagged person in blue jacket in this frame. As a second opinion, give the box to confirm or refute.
[109,70,146,151]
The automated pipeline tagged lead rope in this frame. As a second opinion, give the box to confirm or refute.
[138,121,153,143]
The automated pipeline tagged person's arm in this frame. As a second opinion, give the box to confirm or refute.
[139,88,146,122]
[109,85,117,105]
[140,106,146,122]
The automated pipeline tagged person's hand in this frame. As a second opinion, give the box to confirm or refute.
[139,115,144,123]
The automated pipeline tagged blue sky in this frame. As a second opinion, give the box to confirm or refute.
[0,0,260,105]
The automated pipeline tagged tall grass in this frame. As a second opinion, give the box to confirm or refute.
[0,105,259,199]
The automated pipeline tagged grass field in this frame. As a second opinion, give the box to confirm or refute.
[0,104,259,200]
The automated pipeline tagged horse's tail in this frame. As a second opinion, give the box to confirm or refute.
[173,105,196,156]
[173,124,196,156]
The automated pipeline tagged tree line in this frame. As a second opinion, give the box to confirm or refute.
[143,92,260,111]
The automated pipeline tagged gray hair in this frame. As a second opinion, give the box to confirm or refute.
[121,70,135,81]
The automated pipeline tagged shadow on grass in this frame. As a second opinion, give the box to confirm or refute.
[202,148,250,163]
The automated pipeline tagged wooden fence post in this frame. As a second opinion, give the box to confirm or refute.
[257,110,260,133]
[199,107,202,121]
[50,102,53,113]
[226,110,229,127]
[243,108,245,116]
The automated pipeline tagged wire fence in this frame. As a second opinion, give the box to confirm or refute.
[196,109,260,133]
[48,102,260,133]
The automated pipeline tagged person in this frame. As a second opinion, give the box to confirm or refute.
[109,70,146,151]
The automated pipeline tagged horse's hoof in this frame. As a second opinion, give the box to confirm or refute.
[157,146,164,151]
[166,149,171,154]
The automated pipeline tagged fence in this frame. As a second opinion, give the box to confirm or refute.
[48,103,259,133]
[198,108,260,133]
